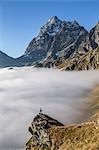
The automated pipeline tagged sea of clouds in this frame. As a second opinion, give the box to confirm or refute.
[0,67,99,150]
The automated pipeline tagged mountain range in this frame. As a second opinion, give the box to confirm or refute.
[0,16,99,70]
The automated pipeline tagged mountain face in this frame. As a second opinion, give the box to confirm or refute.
[20,16,99,69]
[58,47,99,70]
[0,50,16,68]
[57,23,99,70]
[0,17,99,69]
[90,23,99,49]
[23,16,92,66]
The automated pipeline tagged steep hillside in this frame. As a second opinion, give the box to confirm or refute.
[88,86,99,115]
[57,47,99,70]
[90,22,99,49]
[26,86,99,150]
[0,50,16,68]
[55,23,99,70]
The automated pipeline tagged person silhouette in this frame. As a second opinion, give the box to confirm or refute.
[39,108,42,114]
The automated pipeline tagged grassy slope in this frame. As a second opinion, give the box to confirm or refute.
[26,86,99,150]
[50,121,99,150]
[49,86,99,150]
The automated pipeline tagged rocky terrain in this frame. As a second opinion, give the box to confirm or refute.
[26,86,99,150]
[57,47,99,70]
[0,17,99,69]
[26,113,63,150]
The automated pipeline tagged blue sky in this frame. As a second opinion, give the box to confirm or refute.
[0,0,99,58]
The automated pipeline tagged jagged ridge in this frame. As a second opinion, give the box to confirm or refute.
[0,17,99,69]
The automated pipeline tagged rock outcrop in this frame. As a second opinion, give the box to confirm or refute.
[58,47,99,70]
[26,113,63,150]
[26,86,99,150]
[90,22,99,49]
[26,113,99,150]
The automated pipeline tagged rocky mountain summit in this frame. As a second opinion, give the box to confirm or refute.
[22,16,99,69]
[0,16,99,69]
[23,16,92,66]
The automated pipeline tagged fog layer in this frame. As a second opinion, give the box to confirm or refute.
[0,67,99,150]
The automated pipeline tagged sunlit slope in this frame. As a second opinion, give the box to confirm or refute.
[26,86,99,150]
[57,47,99,70]
[50,86,99,150]
[50,121,99,150]
[89,86,99,114]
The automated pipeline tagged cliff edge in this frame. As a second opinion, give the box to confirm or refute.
[26,86,99,150]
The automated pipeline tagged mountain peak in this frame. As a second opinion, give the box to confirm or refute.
[38,17,80,37]
[48,16,61,24]
[45,16,62,28]
[39,16,62,36]
[72,20,79,26]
